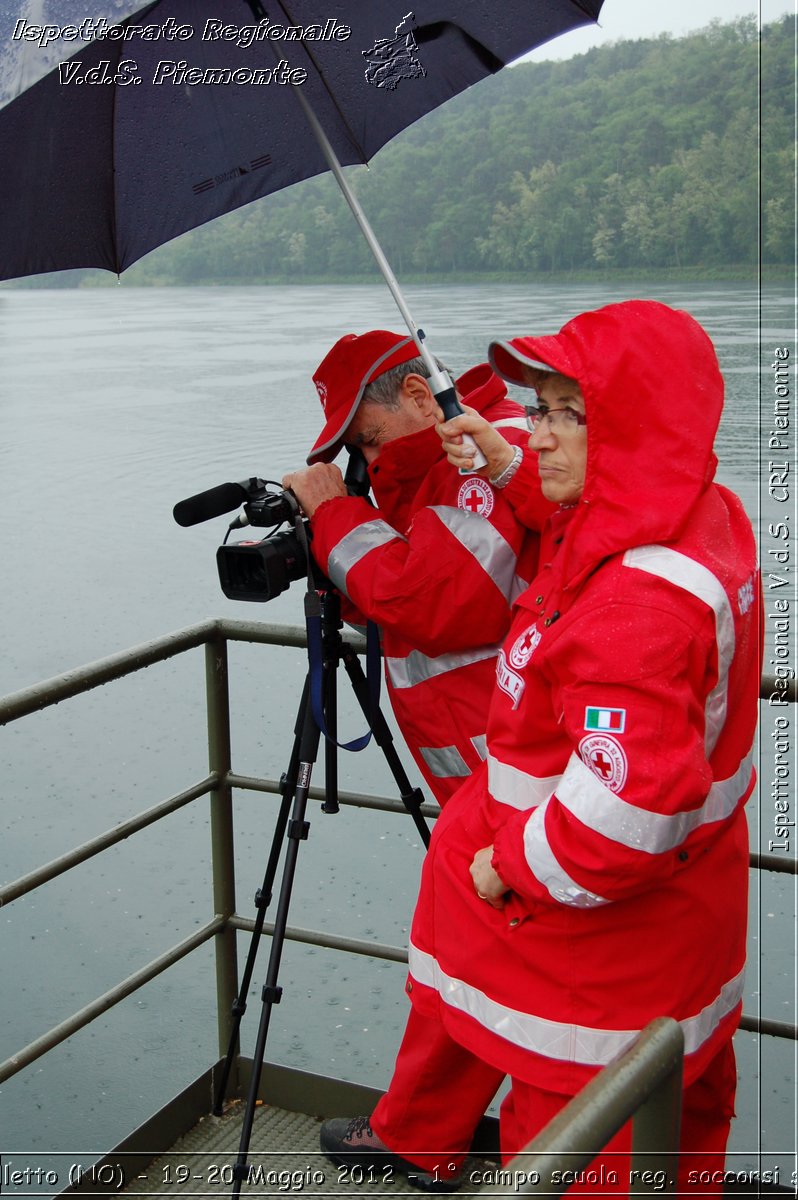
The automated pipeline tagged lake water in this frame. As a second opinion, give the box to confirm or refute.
[0,283,794,1186]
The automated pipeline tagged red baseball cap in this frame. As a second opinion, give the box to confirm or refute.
[307,330,420,464]
[488,335,576,387]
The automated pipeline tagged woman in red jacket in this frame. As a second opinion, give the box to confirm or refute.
[323,301,761,1196]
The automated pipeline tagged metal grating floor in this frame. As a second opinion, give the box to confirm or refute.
[118,1101,491,1197]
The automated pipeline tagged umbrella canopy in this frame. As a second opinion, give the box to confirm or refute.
[0,0,604,282]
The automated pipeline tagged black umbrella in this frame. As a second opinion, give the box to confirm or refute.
[0,2,604,274]
[0,0,603,423]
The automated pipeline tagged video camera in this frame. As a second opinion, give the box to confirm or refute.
[173,450,369,603]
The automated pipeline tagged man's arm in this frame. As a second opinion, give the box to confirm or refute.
[284,465,533,658]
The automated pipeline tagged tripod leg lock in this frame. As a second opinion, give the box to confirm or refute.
[288,818,311,841]
[255,887,272,909]
[262,984,283,1004]
[231,998,247,1018]
[403,787,426,815]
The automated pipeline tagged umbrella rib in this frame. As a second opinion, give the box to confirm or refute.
[568,0,605,20]
[109,0,163,273]
[109,38,123,274]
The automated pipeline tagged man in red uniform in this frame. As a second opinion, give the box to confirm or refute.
[283,330,549,806]
[283,330,551,1191]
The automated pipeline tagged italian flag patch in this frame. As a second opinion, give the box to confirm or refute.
[584,706,626,733]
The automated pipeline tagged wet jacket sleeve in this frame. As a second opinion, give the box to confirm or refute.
[500,450,553,531]
[308,493,527,658]
[491,596,753,909]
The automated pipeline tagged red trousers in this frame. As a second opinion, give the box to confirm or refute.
[370,1007,736,1196]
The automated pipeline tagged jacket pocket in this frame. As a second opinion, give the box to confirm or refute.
[503,890,536,930]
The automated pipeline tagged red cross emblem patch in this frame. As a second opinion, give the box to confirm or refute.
[578,734,628,794]
[509,623,541,669]
[457,477,494,518]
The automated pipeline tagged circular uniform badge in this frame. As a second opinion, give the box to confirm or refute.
[578,734,628,794]
[457,476,494,518]
[509,623,542,669]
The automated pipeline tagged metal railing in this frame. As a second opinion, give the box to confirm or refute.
[503,1017,684,1197]
[0,619,794,1159]
[0,617,435,1086]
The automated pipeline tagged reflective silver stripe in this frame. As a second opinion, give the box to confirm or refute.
[408,940,635,1065]
[510,572,532,604]
[681,965,745,1055]
[409,941,744,1066]
[487,753,561,811]
[326,519,406,595]
[420,745,471,778]
[429,506,522,603]
[471,734,488,760]
[701,750,755,821]
[385,643,502,690]
[523,798,610,907]
[557,750,755,854]
[623,546,735,755]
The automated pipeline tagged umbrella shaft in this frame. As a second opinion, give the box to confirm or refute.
[243,0,449,392]
[290,85,449,392]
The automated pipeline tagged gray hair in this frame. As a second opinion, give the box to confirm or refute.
[362,355,447,410]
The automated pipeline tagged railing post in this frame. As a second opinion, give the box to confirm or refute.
[508,1018,684,1198]
[630,1037,683,1195]
[206,631,240,1069]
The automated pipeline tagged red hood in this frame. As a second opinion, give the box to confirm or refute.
[516,300,723,602]
[370,363,521,530]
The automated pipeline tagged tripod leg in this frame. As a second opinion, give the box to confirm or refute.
[231,681,321,1196]
[340,644,432,848]
[213,675,311,1115]
[321,650,339,814]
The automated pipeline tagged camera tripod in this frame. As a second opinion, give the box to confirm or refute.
[213,588,431,1197]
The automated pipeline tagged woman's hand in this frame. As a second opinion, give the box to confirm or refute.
[470,845,509,910]
[435,405,517,480]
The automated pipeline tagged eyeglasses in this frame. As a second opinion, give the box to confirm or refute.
[524,405,587,434]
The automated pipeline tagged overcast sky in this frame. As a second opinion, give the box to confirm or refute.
[522,0,792,61]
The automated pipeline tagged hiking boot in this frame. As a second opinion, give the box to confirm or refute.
[319,1115,460,1192]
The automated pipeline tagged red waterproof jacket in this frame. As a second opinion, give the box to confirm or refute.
[408,302,762,1092]
[308,364,550,803]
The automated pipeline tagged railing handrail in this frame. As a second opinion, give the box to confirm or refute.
[0,618,791,727]
[0,617,353,726]
[499,1017,684,1197]
[0,621,794,1123]
[0,775,440,911]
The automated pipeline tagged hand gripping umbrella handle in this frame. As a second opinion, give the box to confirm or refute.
[433,384,489,474]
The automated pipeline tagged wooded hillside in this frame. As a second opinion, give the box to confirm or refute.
[93,15,798,281]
